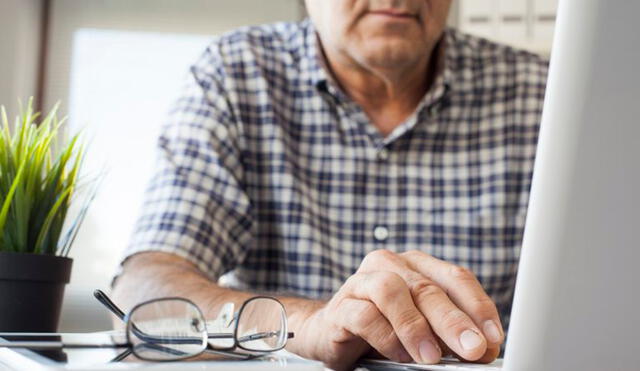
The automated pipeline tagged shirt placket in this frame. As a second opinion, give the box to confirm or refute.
[343,103,404,249]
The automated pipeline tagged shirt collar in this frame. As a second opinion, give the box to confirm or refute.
[301,19,330,91]
[441,27,463,95]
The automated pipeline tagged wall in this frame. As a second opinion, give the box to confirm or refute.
[0,0,42,114]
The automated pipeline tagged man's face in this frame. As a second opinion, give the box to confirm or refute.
[305,0,453,70]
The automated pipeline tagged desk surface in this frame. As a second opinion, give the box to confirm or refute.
[0,333,324,371]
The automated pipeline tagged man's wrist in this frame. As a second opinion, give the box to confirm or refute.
[280,296,325,357]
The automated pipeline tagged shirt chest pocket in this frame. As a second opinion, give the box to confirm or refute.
[423,165,529,255]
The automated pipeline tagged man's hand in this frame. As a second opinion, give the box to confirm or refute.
[288,250,504,371]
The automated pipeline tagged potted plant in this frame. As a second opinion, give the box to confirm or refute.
[0,98,93,332]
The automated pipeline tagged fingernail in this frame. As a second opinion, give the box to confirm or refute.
[460,329,483,351]
[483,320,502,343]
[418,340,441,364]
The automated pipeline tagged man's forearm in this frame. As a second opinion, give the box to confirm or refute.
[111,252,323,357]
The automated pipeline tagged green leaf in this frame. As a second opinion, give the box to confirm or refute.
[34,186,72,254]
[0,159,26,249]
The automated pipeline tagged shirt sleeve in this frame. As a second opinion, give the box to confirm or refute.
[117,45,253,283]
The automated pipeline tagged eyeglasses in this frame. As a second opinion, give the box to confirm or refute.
[94,290,294,361]
[0,290,294,362]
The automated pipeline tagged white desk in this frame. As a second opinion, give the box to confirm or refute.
[0,334,323,371]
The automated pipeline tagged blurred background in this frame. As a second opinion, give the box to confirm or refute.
[0,0,557,332]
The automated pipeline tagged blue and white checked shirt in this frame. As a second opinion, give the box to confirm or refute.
[122,20,548,331]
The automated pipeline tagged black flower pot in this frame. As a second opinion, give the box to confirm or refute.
[0,252,72,332]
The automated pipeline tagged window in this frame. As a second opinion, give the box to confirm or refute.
[42,0,303,331]
[66,28,212,297]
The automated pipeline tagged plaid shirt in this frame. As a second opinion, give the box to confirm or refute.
[123,19,548,331]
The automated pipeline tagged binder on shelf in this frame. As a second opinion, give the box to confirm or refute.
[497,0,528,45]
[532,0,558,43]
[459,0,498,41]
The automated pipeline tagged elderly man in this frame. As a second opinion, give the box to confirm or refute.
[112,0,547,369]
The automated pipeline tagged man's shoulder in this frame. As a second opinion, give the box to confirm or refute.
[446,28,549,86]
[192,20,312,78]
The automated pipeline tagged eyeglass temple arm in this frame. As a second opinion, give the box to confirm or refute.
[93,289,171,345]
[110,348,132,362]
[93,290,189,348]
[93,289,174,346]
[204,348,263,360]
[208,332,293,340]
[93,289,126,321]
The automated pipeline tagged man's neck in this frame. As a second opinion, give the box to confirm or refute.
[321,41,442,137]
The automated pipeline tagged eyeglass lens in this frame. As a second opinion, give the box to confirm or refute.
[236,297,287,352]
[127,299,207,361]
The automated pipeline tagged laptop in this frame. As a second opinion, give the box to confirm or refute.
[361,0,640,370]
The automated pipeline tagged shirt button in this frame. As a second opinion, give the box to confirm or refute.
[377,149,390,161]
[373,226,389,242]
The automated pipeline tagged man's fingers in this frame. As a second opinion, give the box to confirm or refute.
[404,274,488,360]
[335,298,413,363]
[355,250,499,361]
[357,250,489,360]
[437,338,501,364]
[343,272,443,364]
[401,251,505,347]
